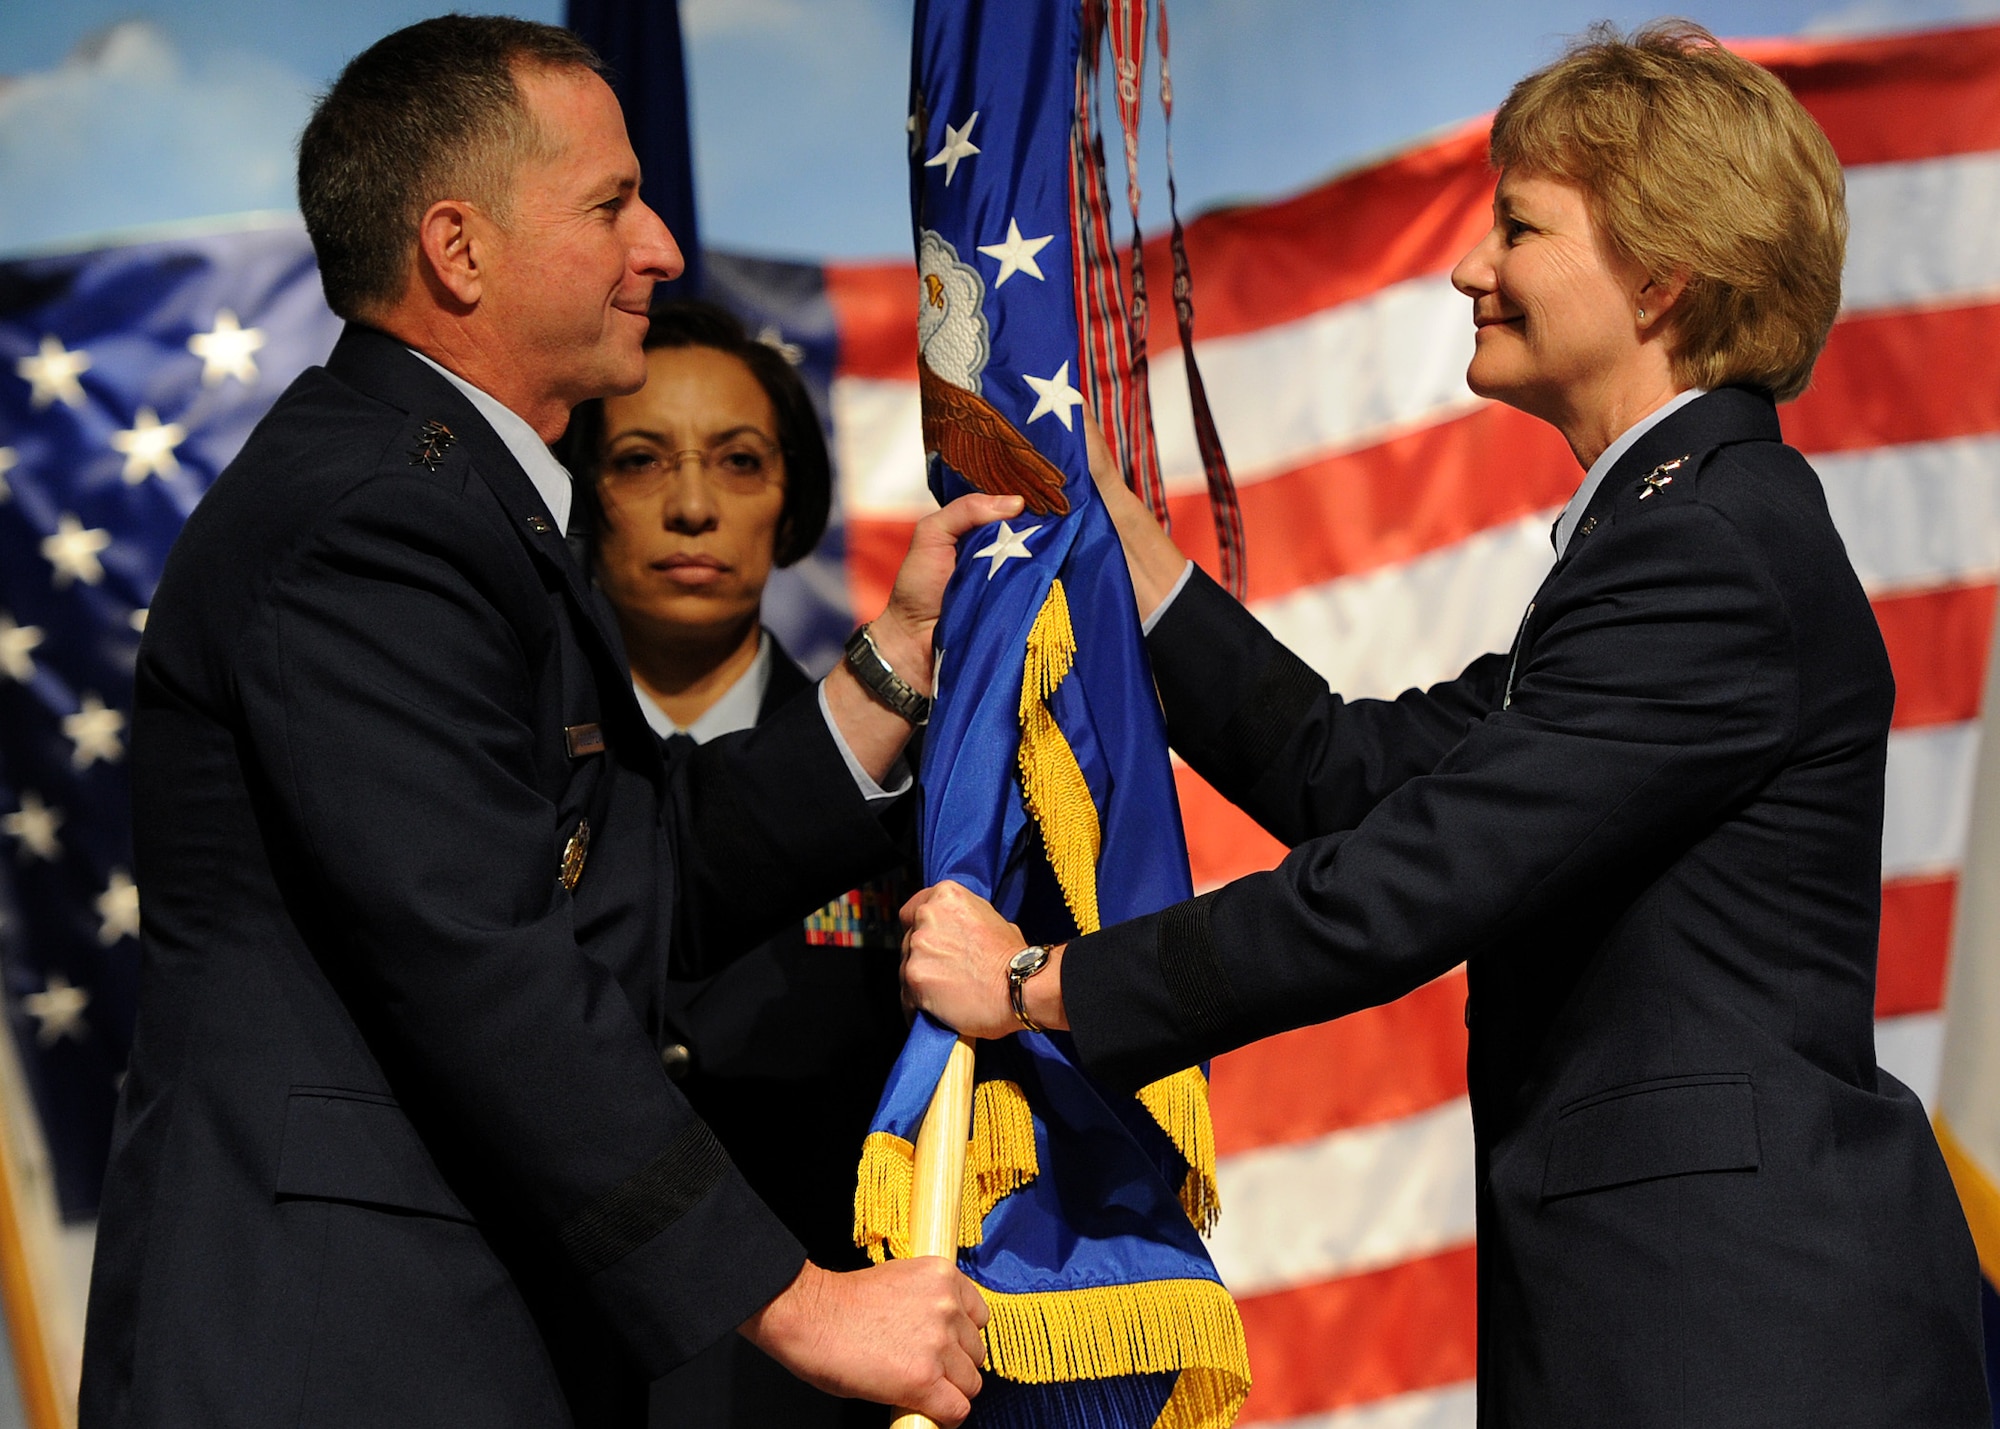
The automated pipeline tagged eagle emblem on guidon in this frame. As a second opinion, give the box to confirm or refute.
[917,229,1069,515]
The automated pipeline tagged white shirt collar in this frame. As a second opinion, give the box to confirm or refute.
[407,348,573,534]
[1553,388,1707,558]
[635,632,775,743]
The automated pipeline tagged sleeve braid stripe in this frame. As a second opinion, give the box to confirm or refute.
[558,1120,732,1276]
[1157,891,1237,1045]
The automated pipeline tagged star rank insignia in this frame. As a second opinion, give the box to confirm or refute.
[1637,454,1690,500]
[410,420,456,470]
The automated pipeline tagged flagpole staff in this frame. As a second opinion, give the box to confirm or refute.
[891,1034,977,1429]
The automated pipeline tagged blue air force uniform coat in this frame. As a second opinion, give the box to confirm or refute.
[1062,389,1991,1427]
[79,324,909,1429]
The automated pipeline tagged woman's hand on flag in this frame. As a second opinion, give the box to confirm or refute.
[902,879,1066,1037]
[1082,407,1194,622]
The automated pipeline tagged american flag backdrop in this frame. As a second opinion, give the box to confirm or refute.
[0,17,1997,1427]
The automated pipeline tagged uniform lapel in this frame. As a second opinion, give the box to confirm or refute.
[322,324,651,756]
[1506,387,1785,708]
[1550,387,1782,572]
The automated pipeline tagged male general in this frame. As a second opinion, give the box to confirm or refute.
[79,17,1006,1428]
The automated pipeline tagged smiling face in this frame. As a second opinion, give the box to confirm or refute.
[476,63,681,412]
[593,344,789,652]
[1449,170,1653,432]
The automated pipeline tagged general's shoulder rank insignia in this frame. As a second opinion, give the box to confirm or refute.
[560,817,590,891]
[410,420,456,470]
[1637,453,1690,500]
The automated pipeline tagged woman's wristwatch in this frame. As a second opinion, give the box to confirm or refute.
[1008,944,1054,1033]
[843,623,932,726]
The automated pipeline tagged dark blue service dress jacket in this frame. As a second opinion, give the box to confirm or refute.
[79,324,909,1429]
[1063,388,1992,1427]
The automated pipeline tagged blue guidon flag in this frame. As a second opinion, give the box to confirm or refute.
[851,2,1251,1425]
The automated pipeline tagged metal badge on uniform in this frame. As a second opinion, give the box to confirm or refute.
[1637,454,1690,499]
[525,515,554,535]
[564,723,605,758]
[410,420,455,470]
[1577,515,1599,538]
[560,818,590,891]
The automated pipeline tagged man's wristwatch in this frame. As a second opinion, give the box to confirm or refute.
[843,623,932,726]
[1007,944,1054,1033]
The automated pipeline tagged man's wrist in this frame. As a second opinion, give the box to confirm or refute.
[865,614,931,695]
[740,1259,821,1354]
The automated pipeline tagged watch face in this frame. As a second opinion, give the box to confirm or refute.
[1010,944,1048,976]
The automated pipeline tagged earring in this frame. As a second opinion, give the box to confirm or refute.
[1637,308,1647,321]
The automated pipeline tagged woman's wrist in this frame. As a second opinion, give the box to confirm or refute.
[1021,941,1069,1032]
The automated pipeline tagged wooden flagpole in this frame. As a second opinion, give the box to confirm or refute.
[891,1035,977,1429]
[0,1018,79,1429]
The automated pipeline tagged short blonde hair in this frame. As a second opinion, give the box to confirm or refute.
[1490,20,1845,402]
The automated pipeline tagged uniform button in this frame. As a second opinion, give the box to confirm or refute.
[661,1043,693,1080]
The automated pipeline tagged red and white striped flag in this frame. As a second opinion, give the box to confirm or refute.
[822,20,2000,1426]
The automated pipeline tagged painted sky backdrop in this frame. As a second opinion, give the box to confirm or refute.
[2,0,1999,261]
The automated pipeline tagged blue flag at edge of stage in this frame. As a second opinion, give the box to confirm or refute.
[851,2,1251,1425]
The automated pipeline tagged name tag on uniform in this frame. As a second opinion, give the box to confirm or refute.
[564,723,605,758]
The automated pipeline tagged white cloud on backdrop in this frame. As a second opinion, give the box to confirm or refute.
[680,0,813,39]
[679,0,912,258]
[0,20,311,255]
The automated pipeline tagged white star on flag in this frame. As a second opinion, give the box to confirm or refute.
[978,219,1054,288]
[129,608,149,633]
[63,694,126,770]
[23,973,90,1047]
[1024,361,1085,430]
[17,335,91,410]
[110,407,188,485]
[42,514,112,588]
[972,519,1042,580]
[925,112,982,186]
[0,445,15,503]
[96,869,141,945]
[2,792,62,862]
[0,614,43,682]
[188,309,265,386]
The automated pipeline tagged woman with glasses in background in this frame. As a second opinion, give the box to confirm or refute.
[560,302,904,1429]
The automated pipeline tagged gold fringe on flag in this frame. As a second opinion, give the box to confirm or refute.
[857,1079,1043,1261]
[975,1278,1251,1429]
[1015,578,1220,1231]
[1018,579,1101,935]
[1137,1068,1221,1235]
[960,1079,1040,1248]
[854,1130,916,1265]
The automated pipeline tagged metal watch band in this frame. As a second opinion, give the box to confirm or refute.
[1008,944,1053,1033]
[843,624,932,727]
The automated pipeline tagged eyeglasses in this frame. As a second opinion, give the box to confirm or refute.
[598,432,784,502]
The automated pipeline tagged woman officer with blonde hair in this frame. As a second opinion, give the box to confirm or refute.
[901,22,1992,1425]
